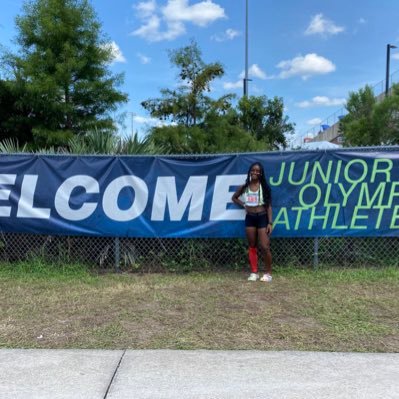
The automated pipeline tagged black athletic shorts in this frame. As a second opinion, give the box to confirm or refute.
[245,211,268,228]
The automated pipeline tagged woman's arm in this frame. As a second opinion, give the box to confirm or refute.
[266,205,273,234]
[232,185,245,208]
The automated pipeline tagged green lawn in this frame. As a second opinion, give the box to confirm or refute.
[0,262,398,352]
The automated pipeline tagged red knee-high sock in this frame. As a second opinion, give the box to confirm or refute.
[248,247,258,273]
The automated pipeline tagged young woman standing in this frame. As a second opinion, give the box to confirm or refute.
[232,162,273,282]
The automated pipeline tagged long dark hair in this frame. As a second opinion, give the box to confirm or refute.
[241,162,272,206]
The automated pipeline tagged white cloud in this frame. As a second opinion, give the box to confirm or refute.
[392,53,399,60]
[223,80,242,90]
[134,115,173,127]
[132,13,185,41]
[296,96,346,108]
[239,64,268,80]
[307,118,322,126]
[358,17,366,24]
[212,28,240,42]
[135,0,157,17]
[277,53,336,80]
[305,13,344,36]
[105,41,126,64]
[134,115,157,124]
[224,64,270,90]
[163,0,225,26]
[225,28,240,40]
[132,0,226,42]
[137,52,151,64]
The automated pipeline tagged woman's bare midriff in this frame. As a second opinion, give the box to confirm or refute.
[245,205,267,214]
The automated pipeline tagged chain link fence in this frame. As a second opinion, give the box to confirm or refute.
[1,233,398,272]
[1,146,399,272]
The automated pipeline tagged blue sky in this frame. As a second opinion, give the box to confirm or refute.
[1,0,399,146]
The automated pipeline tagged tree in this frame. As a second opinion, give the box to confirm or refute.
[1,0,127,148]
[237,95,294,149]
[373,84,399,145]
[0,78,33,144]
[141,40,232,127]
[340,84,399,146]
[68,130,165,154]
[149,110,264,154]
[201,109,266,153]
[142,41,295,154]
[142,40,248,154]
[149,125,205,154]
[340,85,378,146]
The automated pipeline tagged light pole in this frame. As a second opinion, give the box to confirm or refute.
[243,0,249,97]
[127,112,135,135]
[386,44,397,97]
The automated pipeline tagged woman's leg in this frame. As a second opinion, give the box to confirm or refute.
[258,228,272,275]
[246,227,258,273]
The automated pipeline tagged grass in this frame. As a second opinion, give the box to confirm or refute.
[0,261,398,352]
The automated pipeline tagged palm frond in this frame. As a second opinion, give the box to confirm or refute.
[85,128,118,154]
[0,138,28,153]
[118,132,167,155]
[35,146,57,154]
[68,136,89,154]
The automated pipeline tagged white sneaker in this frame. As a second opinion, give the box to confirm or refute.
[248,273,259,281]
[260,273,272,282]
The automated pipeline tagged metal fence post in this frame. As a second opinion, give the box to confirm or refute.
[114,237,120,273]
[313,237,319,270]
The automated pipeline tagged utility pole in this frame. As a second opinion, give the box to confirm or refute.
[386,44,397,97]
[127,112,135,135]
[243,0,249,97]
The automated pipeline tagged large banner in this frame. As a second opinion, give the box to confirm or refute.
[0,149,399,238]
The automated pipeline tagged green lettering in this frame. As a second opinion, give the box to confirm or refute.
[350,206,368,229]
[387,182,399,207]
[323,183,340,206]
[334,160,342,184]
[288,161,309,185]
[310,160,332,184]
[371,159,392,183]
[292,206,306,230]
[358,182,386,207]
[390,205,399,229]
[344,159,368,184]
[331,204,348,229]
[274,207,290,230]
[338,183,358,207]
[269,162,285,186]
[299,184,321,207]
[374,205,390,229]
[308,206,332,230]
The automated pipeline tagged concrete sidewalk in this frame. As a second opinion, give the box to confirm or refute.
[0,350,398,398]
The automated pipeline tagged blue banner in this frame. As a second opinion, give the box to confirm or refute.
[0,149,399,238]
